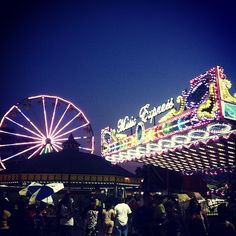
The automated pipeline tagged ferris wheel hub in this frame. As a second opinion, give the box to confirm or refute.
[45,138,51,144]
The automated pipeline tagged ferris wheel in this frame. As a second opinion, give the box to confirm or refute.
[0,95,95,164]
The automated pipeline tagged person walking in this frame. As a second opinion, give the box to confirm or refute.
[0,199,11,236]
[114,198,132,236]
[58,193,75,236]
[185,197,208,236]
[133,192,155,236]
[85,199,100,236]
[102,201,115,236]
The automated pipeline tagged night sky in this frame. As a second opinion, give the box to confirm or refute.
[1,0,236,161]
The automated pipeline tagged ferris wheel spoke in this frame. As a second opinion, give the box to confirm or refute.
[0,159,6,170]
[52,137,70,142]
[0,106,15,127]
[49,98,58,136]
[42,97,49,137]
[2,143,42,162]
[80,111,90,124]
[91,136,94,153]
[50,104,71,137]
[53,136,88,142]
[75,136,90,140]
[51,144,59,152]
[1,95,95,165]
[53,123,89,139]
[52,112,81,138]
[5,117,44,139]
[79,146,92,152]
[52,143,62,151]
[15,106,46,138]
[0,130,42,141]
[0,140,42,147]
[52,141,63,146]
[28,145,44,159]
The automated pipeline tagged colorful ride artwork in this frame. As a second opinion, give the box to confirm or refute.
[101,66,236,173]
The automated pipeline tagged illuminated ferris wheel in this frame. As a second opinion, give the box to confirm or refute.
[0,95,94,164]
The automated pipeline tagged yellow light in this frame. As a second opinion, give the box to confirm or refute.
[218,148,225,152]
[227,141,234,145]
[208,150,216,153]
[228,151,235,154]
[192,153,199,157]
[217,143,224,147]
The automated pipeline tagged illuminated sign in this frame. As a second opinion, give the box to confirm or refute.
[117,98,174,133]
[117,116,137,133]
[139,98,174,123]
[101,66,236,172]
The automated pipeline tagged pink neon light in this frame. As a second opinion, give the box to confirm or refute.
[0,141,41,147]
[5,117,43,139]
[15,106,46,138]
[28,95,82,113]
[80,147,92,152]
[2,143,42,162]
[0,95,95,163]
[42,97,49,137]
[52,112,81,138]
[215,67,224,119]
[53,136,88,142]
[0,159,6,170]
[28,145,44,159]
[52,143,62,150]
[91,136,95,154]
[50,104,71,137]
[49,98,58,136]
[54,123,89,139]
[52,140,62,145]
[0,105,16,127]
[51,144,60,152]
[0,130,42,141]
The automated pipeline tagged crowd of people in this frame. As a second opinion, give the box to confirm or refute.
[0,190,236,236]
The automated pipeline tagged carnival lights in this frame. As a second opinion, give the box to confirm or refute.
[0,95,95,163]
[188,130,209,139]
[207,123,231,134]
[101,66,236,172]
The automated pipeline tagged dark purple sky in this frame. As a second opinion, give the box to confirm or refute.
[1,0,236,158]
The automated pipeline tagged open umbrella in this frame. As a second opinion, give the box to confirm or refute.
[29,183,64,205]
[40,195,54,205]
[19,182,43,197]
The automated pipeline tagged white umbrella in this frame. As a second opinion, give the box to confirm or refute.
[29,183,64,205]
[19,182,43,197]
[28,195,54,205]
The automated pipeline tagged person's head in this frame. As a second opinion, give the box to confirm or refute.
[165,200,177,214]
[153,194,163,205]
[117,197,125,204]
[105,201,113,210]
[143,192,154,207]
[188,197,201,214]
[90,199,97,210]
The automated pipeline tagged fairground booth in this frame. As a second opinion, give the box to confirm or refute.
[101,66,236,198]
